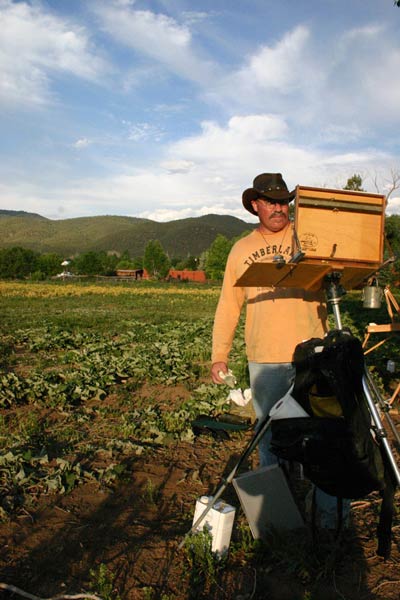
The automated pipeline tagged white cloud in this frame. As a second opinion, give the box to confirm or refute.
[93,1,219,84]
[126,122,165,142]
[6,112,398,222]
[386,196,400,215]
[0,0,108,108]
[74,138,91,149]
[318,24,400,125]
[213,25,319,114]
[138,204,250,222]
[342,24,384,42]
[317,125,364,144]
[113,0,136,6]
[160,160,195,173]
[169,115,289,165]
[181,11,210,26]
[246,25,311,91]
[211,21,400,135]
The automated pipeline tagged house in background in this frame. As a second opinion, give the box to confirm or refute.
[115,268,207,282]
[116,268,149,280]
[168,269,206,283]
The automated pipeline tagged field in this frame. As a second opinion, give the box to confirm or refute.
[0,280,399,600]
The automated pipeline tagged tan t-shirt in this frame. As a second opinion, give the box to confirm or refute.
[212,226,328,364]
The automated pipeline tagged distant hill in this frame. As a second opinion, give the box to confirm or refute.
[0,209,47,220]
[0,211,256,257]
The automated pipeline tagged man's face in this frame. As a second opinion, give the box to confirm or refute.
[251,198,290,233]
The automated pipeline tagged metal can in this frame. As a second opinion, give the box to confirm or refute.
[387,360,396,373]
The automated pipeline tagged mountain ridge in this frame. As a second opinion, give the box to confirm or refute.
[0,210,256,257]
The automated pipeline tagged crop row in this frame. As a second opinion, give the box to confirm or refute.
[0,281,220,298]
[0,317,244,517]
[0,320,219,407]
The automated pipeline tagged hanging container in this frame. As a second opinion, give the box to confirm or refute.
[362,278,383,309]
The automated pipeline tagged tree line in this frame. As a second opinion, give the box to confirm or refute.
[1,213,399,283]
[0,234,248,281]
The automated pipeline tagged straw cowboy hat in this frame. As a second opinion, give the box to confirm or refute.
[242,173,295,215]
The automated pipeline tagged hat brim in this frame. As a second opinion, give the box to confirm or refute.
[242,187,295,215]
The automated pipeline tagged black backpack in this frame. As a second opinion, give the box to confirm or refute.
[270,329,397,558]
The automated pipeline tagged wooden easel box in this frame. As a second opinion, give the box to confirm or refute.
[294,186,386,270]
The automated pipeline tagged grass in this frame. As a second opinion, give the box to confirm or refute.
[0,280,221,332]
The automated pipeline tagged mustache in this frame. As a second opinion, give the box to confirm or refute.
[271,211,285,217]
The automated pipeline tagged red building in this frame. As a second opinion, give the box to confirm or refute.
[116,268,207,283]
[168,269,207,282]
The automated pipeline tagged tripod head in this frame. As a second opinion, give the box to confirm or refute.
[323,271,347,302]
[323,272,347,330]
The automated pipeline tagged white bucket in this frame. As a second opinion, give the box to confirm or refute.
[192,496,236,557]
[269,389,309,420]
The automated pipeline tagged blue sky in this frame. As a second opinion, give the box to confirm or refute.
[1,0,400,223]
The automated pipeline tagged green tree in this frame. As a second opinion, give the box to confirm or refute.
[102,253,119,276]
[37,253,63,278]
[132,256,143,269]
[115,250,133,270]
[73,251,105,276]
[384,215,400,282]
[115,258,135,270]
[344,174,364,191]
[204,234,233,280]
[174,255,199,270]
[198,250,208,271]
[0,247,39,279]
[143,240,171,279]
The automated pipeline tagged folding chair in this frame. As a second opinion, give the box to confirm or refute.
[363,285,400,405]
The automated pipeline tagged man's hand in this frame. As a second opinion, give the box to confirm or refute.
[211,361,228,384]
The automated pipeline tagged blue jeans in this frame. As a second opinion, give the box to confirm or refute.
[249,361,351,529]
[249,361,295,467]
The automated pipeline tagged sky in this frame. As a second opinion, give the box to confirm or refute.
[1,0,400,224]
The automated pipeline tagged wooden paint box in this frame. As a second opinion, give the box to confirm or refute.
[294,186,386,270]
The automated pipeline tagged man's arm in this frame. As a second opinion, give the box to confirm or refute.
[211,250,245,383]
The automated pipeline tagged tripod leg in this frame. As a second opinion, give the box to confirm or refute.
[382,412,400,451]
[365,369,400,448]
[362,375,400,487]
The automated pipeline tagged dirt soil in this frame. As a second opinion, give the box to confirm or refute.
[0,395,399,600]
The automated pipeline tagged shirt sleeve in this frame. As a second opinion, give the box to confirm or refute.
[211,250,246,364]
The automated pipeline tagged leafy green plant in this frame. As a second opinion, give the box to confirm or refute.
[0,337,14,370]
[142,588,174,600]
[183,529,223,589]
[230,521,257,557]
[88,563,121,600]
[141,478,161,506]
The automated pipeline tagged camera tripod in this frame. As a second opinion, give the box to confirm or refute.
[324,272,400,486]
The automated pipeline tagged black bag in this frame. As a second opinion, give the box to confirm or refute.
[270,329,397,557]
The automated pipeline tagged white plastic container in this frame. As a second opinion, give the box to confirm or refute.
[192,496,236,556]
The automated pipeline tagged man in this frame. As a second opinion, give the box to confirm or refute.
[211,172,328,464]
[211,173,348,527]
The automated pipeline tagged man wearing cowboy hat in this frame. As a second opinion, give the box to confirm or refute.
[211,172,328,463]
[211,172,352,528]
